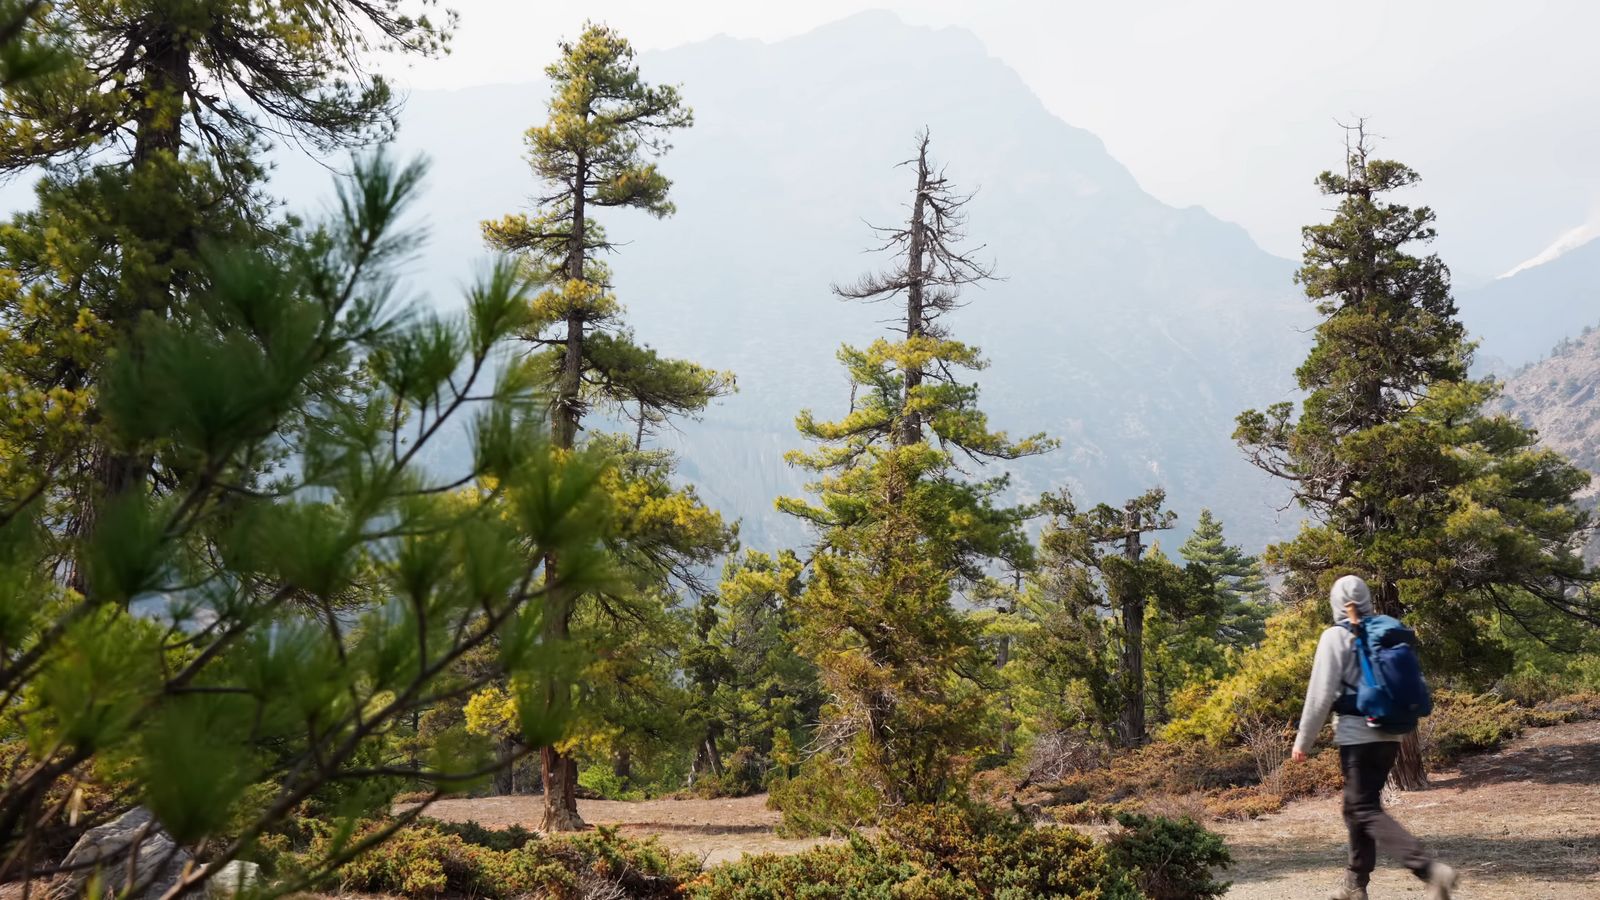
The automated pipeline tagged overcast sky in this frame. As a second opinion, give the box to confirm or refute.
[391,0,1594,283]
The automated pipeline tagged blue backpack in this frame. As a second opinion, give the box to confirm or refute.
[1336,615,1433,735]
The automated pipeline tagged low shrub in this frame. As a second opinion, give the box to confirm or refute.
[688,803,1148,900]
[1419,691,1525,767]
[1106,811,1232,900]
[767,756,881,836]
[1048,740,1255,807]
[690,747,766,799]
[318,820,696,899]
[1203,787,1283,821]
[416,817,537,852]
[1532,691,1600,724]
[1272,749,1343,801]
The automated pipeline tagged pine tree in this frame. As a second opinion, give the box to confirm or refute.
[0,154,610,891]
[1177,509,1272,648]
[482,23,731,830]
[1030,489,1207,747]
[779,132,1050,812]
[1236,124,1597,787]
[0,0,452,590]
[683,550,821,794]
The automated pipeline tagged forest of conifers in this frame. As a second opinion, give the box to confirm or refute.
[0,4,1595,899]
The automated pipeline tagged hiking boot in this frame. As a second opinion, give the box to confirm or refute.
[1425,862,1459,899]
[1328,876,1368,900]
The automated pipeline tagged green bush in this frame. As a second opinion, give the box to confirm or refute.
[416,817,537,852]
[691,747,767,799]
[1420,691,1525,766]
[1107,812,1232,900]
[319,820,695,899]
[689,803,1144,900]
[767,756,882,836]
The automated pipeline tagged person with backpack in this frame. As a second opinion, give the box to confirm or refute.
[1291,574,1459,900]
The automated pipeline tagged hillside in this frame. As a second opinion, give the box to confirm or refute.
[271,11,1312,552]
[1498,323,1600,560]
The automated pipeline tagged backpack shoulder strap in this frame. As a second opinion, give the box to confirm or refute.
[1342,620,1382,690]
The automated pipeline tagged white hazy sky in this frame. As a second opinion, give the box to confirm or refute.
[388,0,1600,281]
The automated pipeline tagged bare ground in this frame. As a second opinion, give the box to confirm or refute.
[417,793,833,867]
[1219,719,1600,898]
[418,721,1600,895]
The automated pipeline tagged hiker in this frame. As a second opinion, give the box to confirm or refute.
[1291,574,1459,900]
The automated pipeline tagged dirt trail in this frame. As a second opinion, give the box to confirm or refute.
[1220,719,1600,898]
[419,721,1600,894]
[418,793,832,866]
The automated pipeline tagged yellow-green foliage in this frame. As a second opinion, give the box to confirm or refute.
[1421,690,1525,766]
[321,820,695,899]
[1164,601,1324,744]
[688,804,1149,900]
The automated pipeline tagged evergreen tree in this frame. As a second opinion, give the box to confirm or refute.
[683,550,821,794]
[1029,489,1206,747]
[1177,509,1272,648]
[0,155,609,892]
[779,132,1050,811]
[482,23,732,830]
[1236,125,1597,786]
[0,0,452,591]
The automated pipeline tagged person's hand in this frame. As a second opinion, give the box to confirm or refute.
[1292,749,1308,763]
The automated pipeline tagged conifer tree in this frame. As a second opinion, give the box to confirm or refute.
[0,0,452,589]
[683,550,820,794]
[1178,509,1272,648]
[780,132,1049,811]
[0,155,609,893]
[1030,489,1202,747]
[1237,125,1597,786]
[482,23,732,830]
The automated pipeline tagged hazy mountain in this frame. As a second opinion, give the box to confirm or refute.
[1458,236,1600,370]
[1497,323,1600,560]
[270,11,1318,552]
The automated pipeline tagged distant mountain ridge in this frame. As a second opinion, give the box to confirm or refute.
[1460,235,1600,370]
[271,11,1316,551]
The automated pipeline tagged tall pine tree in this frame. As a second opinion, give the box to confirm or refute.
[779,132,1050,812]
[0,0,452,590]
[1237,125,1597,786]
[482,23,732,830]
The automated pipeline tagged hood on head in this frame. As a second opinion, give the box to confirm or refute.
[1330,574,1374,625]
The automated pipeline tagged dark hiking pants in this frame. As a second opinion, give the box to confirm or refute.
[1340,742,1434,886]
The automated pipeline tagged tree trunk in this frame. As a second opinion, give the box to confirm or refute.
[535,160,591,832]
[492,738,516,796]
[1117,503,1147,748]
[540,747,585,832]
[895,136,931,449]
[612,748,632,783]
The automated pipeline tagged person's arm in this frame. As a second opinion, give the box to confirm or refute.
[1292,627,1346,759]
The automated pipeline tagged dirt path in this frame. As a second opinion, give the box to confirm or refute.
[418,793,832,866]
[1220,720,1600,898]
[418,721,1600,894]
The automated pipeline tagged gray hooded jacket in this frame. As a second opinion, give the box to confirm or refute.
[1292,574,1402,755]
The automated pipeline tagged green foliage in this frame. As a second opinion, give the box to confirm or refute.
[322,819,695,899]
[1236,129,1597,676]
[1163,601,1326,744]
[767,757,883,837]
[691,804,1144,900]
[0,155,612,891]
[684,550,821,796]
[1106,812,1232,900]
[777,136,1047,814]
[1419,691,1525,767]
[416,818,538,852]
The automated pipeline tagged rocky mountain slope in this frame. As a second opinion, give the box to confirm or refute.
[1498,323,1600,559]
